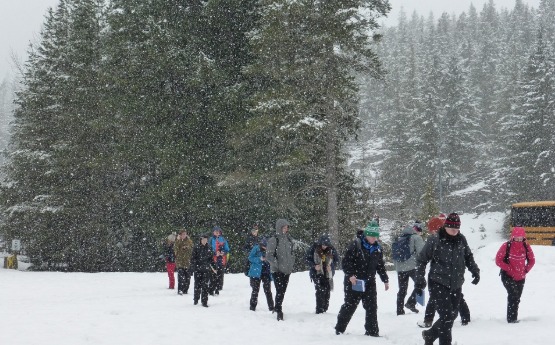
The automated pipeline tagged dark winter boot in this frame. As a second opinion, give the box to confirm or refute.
[405,303,419,313]
[277,311,284,321]
[422,330,434,345]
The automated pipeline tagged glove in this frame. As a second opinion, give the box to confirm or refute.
[414,280,426,294]
[471,272,480,285]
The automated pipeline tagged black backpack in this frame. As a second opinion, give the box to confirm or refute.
[392,234,412,262]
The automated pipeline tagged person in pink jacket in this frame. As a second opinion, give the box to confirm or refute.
[495,227,535,323]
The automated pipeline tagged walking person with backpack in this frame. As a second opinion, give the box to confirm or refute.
[190,233,215,307]
[163,233,177,289]
[266,219,295,321]
[210,226,230,295]
[174,228,194,295]
[305,234,339,314]
[335,220,390,337]
[247,237,274,312]
[495,226,535,323]
[243,223,260,276]
[415,213,480,345]
[392,222,425,315]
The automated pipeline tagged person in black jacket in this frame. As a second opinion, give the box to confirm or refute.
[305,234,339,314]
[415,213,480,345]
[335,221,389,337]
[190,233,215,307]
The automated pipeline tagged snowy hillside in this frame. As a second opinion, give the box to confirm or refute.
[1,212,554,345]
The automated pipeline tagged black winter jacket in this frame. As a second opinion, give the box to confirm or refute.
[415,227,480,291]
[190,242,214,273]
[341,236,389,283]
[305,243,340,281]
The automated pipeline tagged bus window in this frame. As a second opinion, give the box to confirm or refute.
[510,202,555,245]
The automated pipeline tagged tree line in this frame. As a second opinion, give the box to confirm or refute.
[0,0,390,271]
[358,0,555,219]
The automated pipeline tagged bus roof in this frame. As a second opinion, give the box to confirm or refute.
[512,201,555,208]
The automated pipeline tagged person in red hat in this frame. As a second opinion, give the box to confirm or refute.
[495,226,536,323]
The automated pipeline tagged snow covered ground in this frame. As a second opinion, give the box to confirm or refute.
[1,212,554,345]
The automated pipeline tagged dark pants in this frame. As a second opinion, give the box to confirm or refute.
[273,272,290,313]
[314,275,331,313]
[250,275,274,310]
[193,271,209,305]
[177,268,191,294]
[397,269,417,311]
[501,270,525,322]
[210,267,224,294]
[335,277,379,335]
[423,281,462,345]
[424,292,470,324]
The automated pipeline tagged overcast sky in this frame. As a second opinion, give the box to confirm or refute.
[0,0,542,81]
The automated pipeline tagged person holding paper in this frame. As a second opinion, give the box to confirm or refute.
[335,220,389,337]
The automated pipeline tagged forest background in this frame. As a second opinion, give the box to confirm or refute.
[0,0,553,272]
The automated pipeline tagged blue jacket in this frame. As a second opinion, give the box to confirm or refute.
[248,244,271,279]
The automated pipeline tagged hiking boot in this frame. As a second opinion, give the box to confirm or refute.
[193,300,198,305]
[365,331,380,337]
[277,311,284,321]
[508,320,520,324]
[417,320,432,328]
[397,309,405,316]
[268,306,274,312]
[249,306,256,311]
[202,303,209,308]
[405,303,419,313]
[461,320,470,326]
[422,330,434,345]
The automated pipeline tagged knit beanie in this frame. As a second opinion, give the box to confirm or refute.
[511,227,526,239]
[364,220,380,238]
[444,213,461,229]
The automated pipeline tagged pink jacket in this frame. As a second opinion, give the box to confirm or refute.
[495,227,535,281]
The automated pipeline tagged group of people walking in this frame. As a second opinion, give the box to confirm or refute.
[163,213,536,345]
[163,226,230,307]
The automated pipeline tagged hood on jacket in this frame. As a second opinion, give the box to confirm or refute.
[511,227,526,239]
[402,224,416,236]
[275,219,289,233]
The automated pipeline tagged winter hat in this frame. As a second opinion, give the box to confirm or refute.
[413,222,423,233]
[167,233,176,242]
[259,237,268,247]
[444,213,461,229]
[364,220,380,238]
[200,233,210,239]
[317,234,332,247]
[212,226,222,234]
[511,227,526,239]
[275,219,290,233]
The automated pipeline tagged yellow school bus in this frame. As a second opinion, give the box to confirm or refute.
[511,201,555,245]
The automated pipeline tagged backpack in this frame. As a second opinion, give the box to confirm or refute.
[503,240,529,264]
[391,234,412,262]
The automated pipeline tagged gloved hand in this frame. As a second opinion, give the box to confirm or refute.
[471,272,480,285]
[414,280,427,294]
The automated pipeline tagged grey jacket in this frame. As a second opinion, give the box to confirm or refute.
[394,225,425,272]
[266,219,295,275]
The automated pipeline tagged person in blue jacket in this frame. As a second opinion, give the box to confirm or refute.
[305,234,339,314]
[209,226,230,295]
[247,237,274,311]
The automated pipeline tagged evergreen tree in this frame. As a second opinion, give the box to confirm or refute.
[241,0,390,246]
